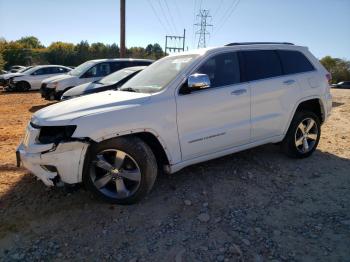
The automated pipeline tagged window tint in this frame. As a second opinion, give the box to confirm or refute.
[32,67,52,75]
[278,50,314,74]
[196,52,240,88]
[133,61,152,66]
[241,50,282,81]
[50,67,68,74]
[85,63,111,77]
[110,62,123,72]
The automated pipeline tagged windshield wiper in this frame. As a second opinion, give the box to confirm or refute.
[120,87,138,92]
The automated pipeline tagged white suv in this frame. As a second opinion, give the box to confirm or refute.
[40,58,153,100]
[17,43,332,204]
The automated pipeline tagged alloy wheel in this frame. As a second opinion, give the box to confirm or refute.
[90,149,141,199]
[294,118,318,153]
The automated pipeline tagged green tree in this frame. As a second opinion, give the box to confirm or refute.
[46,42,75,65]
[74,40,90,64]
[16,36,44,49]
[106,43,119,58]
[320,56,350,83]
[0,53,5,70]
[152,43,164,59]
[2,42,31,68]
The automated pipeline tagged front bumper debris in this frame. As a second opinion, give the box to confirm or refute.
[40,83,56,100]
[16,124,89,186]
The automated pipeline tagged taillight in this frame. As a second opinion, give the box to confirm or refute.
[326,73,332,84]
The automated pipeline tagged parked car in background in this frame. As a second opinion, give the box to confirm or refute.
[7,65,71,91]
[331,81,350,89]
[0,66,33,87]
[9,65,26,73]
[61,66,146,100]
[41,58,154,100]
[17,42,332,204]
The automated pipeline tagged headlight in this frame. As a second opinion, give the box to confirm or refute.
[32,124,77,144]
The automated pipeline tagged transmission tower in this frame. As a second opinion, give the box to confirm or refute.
[194,9,213,48]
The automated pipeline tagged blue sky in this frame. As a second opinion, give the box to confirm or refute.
[0,0,349,59]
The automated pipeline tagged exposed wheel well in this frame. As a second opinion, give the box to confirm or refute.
[17,81,31,89]
[295,99,324,123]
[116,132,170,170]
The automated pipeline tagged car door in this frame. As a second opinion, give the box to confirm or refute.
[176,51,251,161]
[30,68,55,89]
[80,62,112,84]
[240,50,301,141]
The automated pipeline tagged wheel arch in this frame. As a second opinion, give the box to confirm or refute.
[17,80,31,89]
[90,129,171,168]
[295,98,325,123]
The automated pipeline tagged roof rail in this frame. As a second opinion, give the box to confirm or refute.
[225,42,294,46]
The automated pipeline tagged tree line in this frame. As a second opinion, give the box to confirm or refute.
[0,36,164,70]
[0,36,349,83]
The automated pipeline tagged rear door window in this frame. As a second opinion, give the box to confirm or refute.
[196,52,240,88]
[240,50,283,81]
[86,62,111,77]
[277,50,315,74]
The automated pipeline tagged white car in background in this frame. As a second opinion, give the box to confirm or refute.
[8,65,71,91]
[40,58,153,100]
[0,66,33,87]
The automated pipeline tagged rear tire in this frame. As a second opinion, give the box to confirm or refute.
[281,111,321,158]
[83,137,158,205]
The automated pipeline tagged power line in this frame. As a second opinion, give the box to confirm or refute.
[163,0,179,35]
[147,0,169,34]
[157,0,176,35]
[192,0,198,49]
[215,0,241,34]
[213,0,224,18]
[173,0,184,31]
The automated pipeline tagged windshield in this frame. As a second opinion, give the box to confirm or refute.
[68,61,95,76]
[120,55,198,93]
[19,66,33,73]
[24,66,41,75]
[98,69,137,85]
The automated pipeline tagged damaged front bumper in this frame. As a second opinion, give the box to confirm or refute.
[16,125,89,186]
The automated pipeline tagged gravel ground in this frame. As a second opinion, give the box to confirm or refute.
[0,89,349,262]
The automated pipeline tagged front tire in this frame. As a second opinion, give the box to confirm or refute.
[281,111,321,158]
[83,137,158,205]
[16,81,31,91]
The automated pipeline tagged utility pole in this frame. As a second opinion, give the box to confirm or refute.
[164,29,186,56]
[194,9,213,48]
[120,0,126,58]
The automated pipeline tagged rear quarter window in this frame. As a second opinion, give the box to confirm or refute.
[277,50,315,74]
[240,50,283,81]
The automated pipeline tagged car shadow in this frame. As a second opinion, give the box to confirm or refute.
[332,101,344,108]
[1,143,349,222]
[1,143,349,261]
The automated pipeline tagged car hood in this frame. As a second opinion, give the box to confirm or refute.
[1,72,25,80]
[32,90,152,126]
[42,74,76,84]
[63,82,105,98]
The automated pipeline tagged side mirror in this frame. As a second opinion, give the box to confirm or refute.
[188,73,211,91]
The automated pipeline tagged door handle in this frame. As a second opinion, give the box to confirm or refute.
[283,79,296,85]
[231,89,247,96]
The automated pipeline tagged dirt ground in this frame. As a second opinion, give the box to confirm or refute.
[0,89,349,262]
